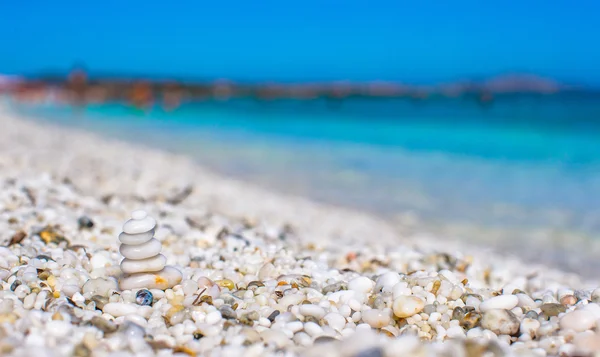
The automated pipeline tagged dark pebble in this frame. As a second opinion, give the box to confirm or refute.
[10,280,22,291]
[540,303,566,317]
[218,305,237,320]
[525,310,539,319]
[78,216,94,229]
[452,306,466,321]
[267,310,280,322]
[135,289,153,306]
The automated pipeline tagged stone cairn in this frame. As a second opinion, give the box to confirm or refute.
[118,210,182,290]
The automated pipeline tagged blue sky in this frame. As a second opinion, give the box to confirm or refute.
[1,1,599,84]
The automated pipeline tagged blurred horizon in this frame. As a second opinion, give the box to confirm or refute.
[1,1,600,86]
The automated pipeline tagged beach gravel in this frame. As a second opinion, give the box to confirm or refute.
[0,106,599,356]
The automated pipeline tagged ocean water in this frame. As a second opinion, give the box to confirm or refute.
[9,95,600,270]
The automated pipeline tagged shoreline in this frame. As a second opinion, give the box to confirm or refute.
[1,104,600,356]
[4,103,598,282]
[1,104,596,286]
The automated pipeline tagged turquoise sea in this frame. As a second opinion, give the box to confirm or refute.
[9,95,600,272]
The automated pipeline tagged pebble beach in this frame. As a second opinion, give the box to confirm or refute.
[1,105,599,357]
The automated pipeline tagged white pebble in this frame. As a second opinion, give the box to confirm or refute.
[393,296,425,318]
[520,317,541,338]
[299,304,326,319]
[206,311,222,324]
[479,295,519,312]
[90,253,112,270]
[560,310,597,332]
[375,272,401,292]
[323,312,346,331]
[348,277,375,294]
[120,254,167,274]
[304,321,324,337]
[361,309,391,328]
[103,302,139,317]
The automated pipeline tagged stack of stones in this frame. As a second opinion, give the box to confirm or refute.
[118,210,182,290]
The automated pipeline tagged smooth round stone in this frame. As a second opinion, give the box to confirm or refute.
[375,272,401,292]
[348,277,375,294]
[516,293,537,309]
[119,266,183,290]
[560,310,597,332]
[323,312,346,331]
[362,309,392,328]
[135,289,153,306]
[393,296,425,318]
[103,302,139,317]
[299,304,326,319]
[479,295,519,312]
[480,309,520,335]
[82,277,118,297]
[121,255,166,274]
[123,216,156,235]
[120,239,162,260]
[90,253,112,270]
[520,317,541,337]
[118,230,155,245]
[131,210,148,220]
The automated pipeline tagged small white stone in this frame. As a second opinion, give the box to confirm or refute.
[118,231,155,245]
[304,321,324,337]
[119,266,183,290]
[465,296,481,310]
[286,321,304,333]
[361,309,391,328]
[120,239,162,260]
[61,284,79,297]
[375,272,401,292]
[90,253,112,270]
[479,295,519,312]
[516,293,537,309]
[348,277,375,294]
[582,303,600,320]
[82,277,118,297]
[293,332,312,346]
[339,304,351,318]
[560,310,597,332]
[279,294,305,308]
[131,210,148,220]
[428,312,441,323]
[392,283,411,299]
[258,263,275,280]
[120,254,167,274]
[205,311,222,325]
[520,317,541,338]
[323,312,346,331]
[123,215,156,235]
[393,296,425,318]
[103,302,138,317]
[299,304,326,319]
[446,325,466,339]
[24,293,37,309]
[481,309,520,335]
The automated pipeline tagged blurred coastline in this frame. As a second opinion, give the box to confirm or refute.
[1,67,595,110]
[3,68,600,275]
